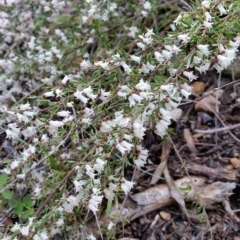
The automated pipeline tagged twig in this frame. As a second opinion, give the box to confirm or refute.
[195,123,240,134]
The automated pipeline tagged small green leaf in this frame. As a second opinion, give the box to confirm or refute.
[23,195,33,208]
[9,199,20,208]
[2,189,13,200]
[0,174,8,188]
[20,209,34,219]
[13,202,23,215]
[106,199,112,217]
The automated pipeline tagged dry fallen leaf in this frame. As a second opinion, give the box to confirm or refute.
[195,95,220,113]
[190,81,205,96]
[230,158,240,169]
[159,211,171,221]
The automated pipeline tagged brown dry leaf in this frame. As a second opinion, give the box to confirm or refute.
[195,95,220,113]
[183,129,198,153]
[230,158,240,169]
[159,211,171,221]
[190,81,205,96]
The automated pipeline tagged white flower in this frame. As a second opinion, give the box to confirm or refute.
[121,178,135,194]
[130,55,141,64]
[74,90,89,103]
[85,165,95,179]
[100,120,114,133]
[133,119,146,139]
[155,120,169,137]
[197,44,210,56]
[160,84,174,93]
[56,89,62,98]
[62,75,70,85]
[19,102,31,110]
[161,50,172,60]
[139,62,155,74]
[123,134,133,142]
[33,186,41,196]
[104,188,114,200]
[203,21,213,29]
[80,59,92,70]
[181,82,192,92]
[164,45,181,54]
[134,145,148,168]
[120,140,133,151]
[21,225,30,236]
[177,34,190,43]
[88,191,103,214]
[145,29,154,38]
[43,91,54,97]
[164,99,179,110]
[137,42,146,50]
[183,71,198,81]
[99,89,110,101]
[205,12,213,22]
[107,221,115,230]
[127,26,139,38]
[117,85,131,98]
[74,180,84,193]
[193,56,202,64]
[135,79,151,91]
[93,158,106,173]
[160,108,172,122]
[143,1,151,10]
[10,160,20,170]
[82,86,96,100]
[174,13,184,25]
[87,233,96,240]
[94,60,109,70]
[139,35,152,45]
[6,123,21,139]
[217,55,231,69]
[223,49,237,62]
[82,117,92,125]
[180,89,191,98]
[121,62,132,74]
[113,114,130,127]
[116,140,133,155]
[49,120,64,128]
[128,93,143,106]
[11,222,21,232]
[213,63,224,72]
[195,61,211,73]
[217,4,227,15]
[57,110,71,117]
[201,0,211,8]
[154,51,165,63]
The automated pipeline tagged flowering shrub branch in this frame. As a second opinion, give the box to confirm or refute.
[0,0,239,239]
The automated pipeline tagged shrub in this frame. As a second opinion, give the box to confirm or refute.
[0,0,239,239]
